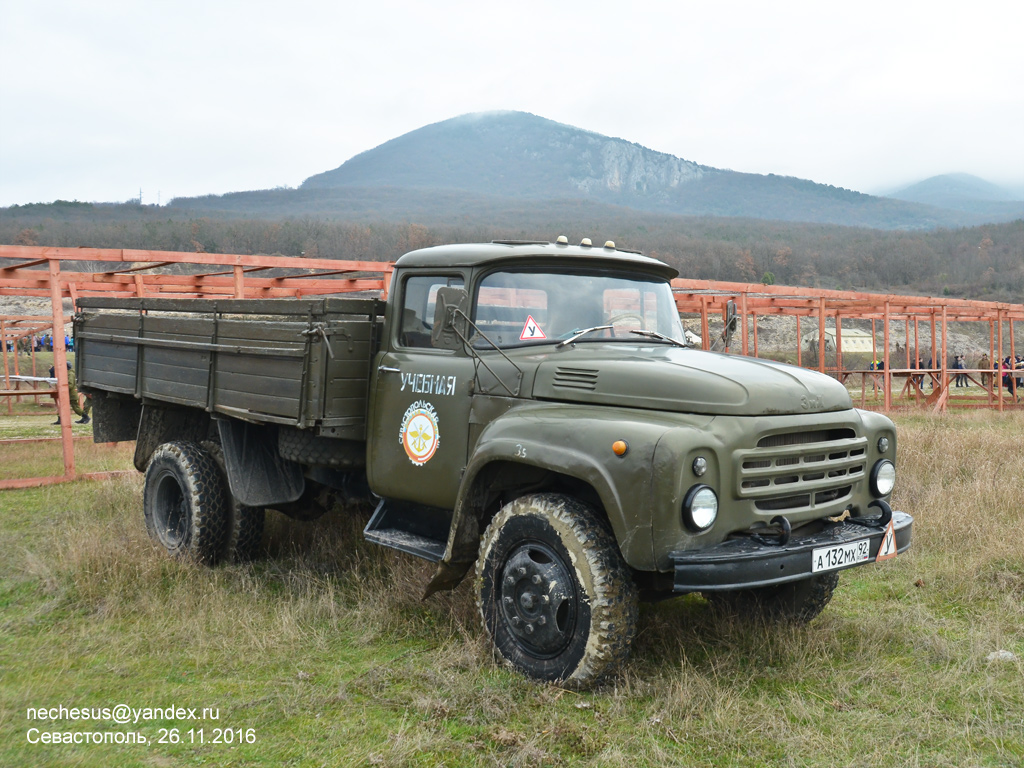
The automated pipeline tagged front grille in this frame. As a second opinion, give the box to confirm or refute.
[736,428,866,512]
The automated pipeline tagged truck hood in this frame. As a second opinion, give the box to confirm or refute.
[530,345,852,416]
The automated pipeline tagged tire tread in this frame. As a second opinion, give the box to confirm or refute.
[476,493,638,687]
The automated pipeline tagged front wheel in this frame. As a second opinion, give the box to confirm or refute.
[475,493,638,687]
[706,572,840,623]
[143,441,227,564]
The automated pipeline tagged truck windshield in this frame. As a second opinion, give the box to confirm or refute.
[472,269,685,348]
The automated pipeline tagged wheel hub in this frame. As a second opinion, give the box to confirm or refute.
[155,472,188,546]
[498,542,576,656]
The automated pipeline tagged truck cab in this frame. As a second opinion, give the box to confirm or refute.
[360,239,910,684]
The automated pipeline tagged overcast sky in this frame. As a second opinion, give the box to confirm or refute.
[1,0,1022,207]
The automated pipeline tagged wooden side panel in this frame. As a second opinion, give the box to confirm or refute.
[77,313,140,394]
[140,346,210,405]
[79,340,138,393]
[76,302,379,430]
[319,316,376,438]
[211,318,307,420]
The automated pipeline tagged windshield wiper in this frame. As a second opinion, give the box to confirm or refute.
[555,325,614,349]
[629,329,688,348]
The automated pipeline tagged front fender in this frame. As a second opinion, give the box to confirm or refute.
[423,401,717,596]
[458,404,688,571]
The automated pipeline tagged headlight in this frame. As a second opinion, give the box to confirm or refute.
[870,459,896,497]
[683,485,718,532]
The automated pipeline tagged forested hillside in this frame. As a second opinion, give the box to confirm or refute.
[2,201,1022,302]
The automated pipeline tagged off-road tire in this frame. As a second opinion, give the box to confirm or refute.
[706,572,840,624]
[201,440,265,562]
[143,441,227,564]
[475,493,639,687]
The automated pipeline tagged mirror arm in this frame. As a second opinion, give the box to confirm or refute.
[449,309,523,397]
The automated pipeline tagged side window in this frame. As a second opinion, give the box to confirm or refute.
[399,275,464,349]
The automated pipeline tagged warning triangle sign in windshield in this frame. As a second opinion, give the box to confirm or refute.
[520,315,547,341]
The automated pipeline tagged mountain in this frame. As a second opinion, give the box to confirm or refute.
[889,173,1015,205]
[301,111,707,202]
[298,111,944,229]
[168,111,1022,230]
[886,173,1023,220]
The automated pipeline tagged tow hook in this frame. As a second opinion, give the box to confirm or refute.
[849,499,893,529]
[752,515,792,546]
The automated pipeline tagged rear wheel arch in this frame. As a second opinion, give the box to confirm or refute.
[133,405,213,471]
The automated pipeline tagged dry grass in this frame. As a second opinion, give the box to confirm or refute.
[1,411,1022,767]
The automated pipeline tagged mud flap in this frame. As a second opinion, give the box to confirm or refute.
[88,390,142,444]
[217,419,305,507]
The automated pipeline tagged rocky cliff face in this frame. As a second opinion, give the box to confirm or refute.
[572,140,705,196]
[303,111,707,202]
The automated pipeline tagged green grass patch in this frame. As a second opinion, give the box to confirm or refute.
[1,412,1022,766]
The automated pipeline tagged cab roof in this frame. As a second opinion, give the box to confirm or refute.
[394,240,678,281]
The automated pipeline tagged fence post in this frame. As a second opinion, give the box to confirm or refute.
[48,259,76,479]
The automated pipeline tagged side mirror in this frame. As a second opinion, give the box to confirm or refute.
[722,299,738,350]
[431,286,470,350]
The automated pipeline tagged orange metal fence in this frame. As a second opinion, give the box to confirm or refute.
[671,277,1024,412]
[4,243,1024,490]
[0,245,393,490]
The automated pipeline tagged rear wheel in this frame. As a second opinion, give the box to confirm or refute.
[476,493,638,687]
[706,572,840,623]
[201,440,265,562]
[143,441,227,564]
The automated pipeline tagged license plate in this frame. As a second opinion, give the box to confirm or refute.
[812,539,871,573]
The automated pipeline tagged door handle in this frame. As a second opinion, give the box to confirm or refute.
[378,365,400,374]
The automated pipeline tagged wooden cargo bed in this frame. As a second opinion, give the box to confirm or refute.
[75,297,383,440]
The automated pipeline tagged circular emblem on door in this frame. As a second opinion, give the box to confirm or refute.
[399,400,440,466]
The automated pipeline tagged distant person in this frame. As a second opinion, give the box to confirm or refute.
[954,355,968,387]
[48,362,91,425]
[978,353,991,387]
[1001,357,1017,401]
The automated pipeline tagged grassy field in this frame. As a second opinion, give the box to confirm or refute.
[1,411,1022,767]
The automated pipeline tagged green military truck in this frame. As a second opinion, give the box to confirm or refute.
[75,238,911,685]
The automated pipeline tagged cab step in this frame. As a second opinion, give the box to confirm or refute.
[363,498,450,562]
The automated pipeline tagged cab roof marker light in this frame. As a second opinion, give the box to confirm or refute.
[556,235,569,245]
[580,238,592,247]
[604,241,616,249]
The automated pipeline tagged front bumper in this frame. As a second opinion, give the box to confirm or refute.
[670,510,912,593]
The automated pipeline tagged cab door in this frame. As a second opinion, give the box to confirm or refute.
[367,272,475,510]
